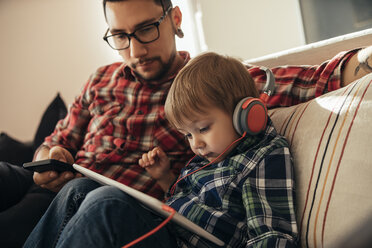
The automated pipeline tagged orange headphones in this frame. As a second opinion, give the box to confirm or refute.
[171,67,275,195]
[233,67,275,136]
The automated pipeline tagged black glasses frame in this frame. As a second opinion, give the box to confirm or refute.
[103,6,172,50]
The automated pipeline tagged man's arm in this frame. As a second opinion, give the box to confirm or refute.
[248,45,372,108]
[32,73,96,192]
[341,46,372,86]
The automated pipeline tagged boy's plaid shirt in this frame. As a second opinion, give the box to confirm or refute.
[166,119,298,248]
[43,49,356,201]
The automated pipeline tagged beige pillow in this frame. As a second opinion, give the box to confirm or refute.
[269,73,372,248]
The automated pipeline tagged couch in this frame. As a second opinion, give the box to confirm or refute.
[2,28,371,248]
[246,28,372,248]
[0,93,67,166]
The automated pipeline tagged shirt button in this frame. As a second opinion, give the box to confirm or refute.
[137,110,143,115]
[95,163,101,170]
[130,135,136,141]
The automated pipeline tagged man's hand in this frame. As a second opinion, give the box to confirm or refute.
[33,146,82,192]
[342,45,372,86]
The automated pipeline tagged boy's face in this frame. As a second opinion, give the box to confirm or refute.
[176,107,240,163]
[105,0,181,81]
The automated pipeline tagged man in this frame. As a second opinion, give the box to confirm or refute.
[1,0,192,247]
[32,0,190,197]
[1,0,371,246]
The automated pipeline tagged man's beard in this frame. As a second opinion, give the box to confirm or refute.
[132,51,176,82]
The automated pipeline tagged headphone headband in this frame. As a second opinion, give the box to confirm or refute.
[259,67,275,102]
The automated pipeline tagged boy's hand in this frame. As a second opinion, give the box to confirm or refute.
[139,147,176,192]
[139,147,171,181]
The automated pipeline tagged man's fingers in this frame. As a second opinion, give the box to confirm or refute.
[41,172,74,192]
[34,171,75,192]
[49,147,67,162]
[48,146,74,164]
[33,171,58,185]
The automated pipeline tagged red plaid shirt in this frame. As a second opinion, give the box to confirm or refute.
[248,49,357,108]
[44,52,193,199]
[44,49,357,200]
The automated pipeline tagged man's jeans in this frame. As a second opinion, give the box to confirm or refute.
[24,177,177,248]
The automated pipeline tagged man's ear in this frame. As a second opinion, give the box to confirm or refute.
[171,6,184,38]
[171,6,182,28]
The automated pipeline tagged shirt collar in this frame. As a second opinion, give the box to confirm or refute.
[225,118,279,159]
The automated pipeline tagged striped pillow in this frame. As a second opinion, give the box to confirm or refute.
[269,73,372,248]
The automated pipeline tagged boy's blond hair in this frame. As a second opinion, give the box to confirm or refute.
[165,52,259,128]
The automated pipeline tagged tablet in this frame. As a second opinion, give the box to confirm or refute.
[72,164,225,247]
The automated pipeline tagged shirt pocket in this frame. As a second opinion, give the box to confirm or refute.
[89,100,122,116]
[88,101,122,134]
[125,111,157,151]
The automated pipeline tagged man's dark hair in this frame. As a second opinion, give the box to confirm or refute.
[103,0,173,19]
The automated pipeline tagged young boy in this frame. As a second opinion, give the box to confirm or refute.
[139,52,298,247]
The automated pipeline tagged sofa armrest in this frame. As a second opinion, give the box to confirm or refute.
[245,28,372,67]
[269,73,372,247]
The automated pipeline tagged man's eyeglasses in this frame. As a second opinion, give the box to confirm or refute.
[103,7,172,50]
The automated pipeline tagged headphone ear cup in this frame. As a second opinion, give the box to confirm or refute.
[233,98,248,136]
[233,97,268,136]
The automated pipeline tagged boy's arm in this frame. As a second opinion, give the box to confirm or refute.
[242,146,298,248]
[248,46,372,108]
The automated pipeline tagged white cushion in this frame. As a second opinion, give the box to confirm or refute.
[269,73,372,248]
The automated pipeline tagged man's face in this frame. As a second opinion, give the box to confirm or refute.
[105,0,179,81]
